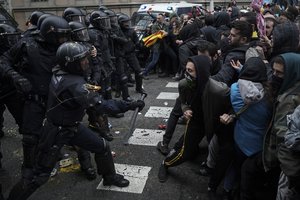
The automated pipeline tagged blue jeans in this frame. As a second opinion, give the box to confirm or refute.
[143,51,160,75]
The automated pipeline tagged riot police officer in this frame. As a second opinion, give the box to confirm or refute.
[104,9,133,102]
[118,13,146,94]
[69,21,114,141]
[88,10,114,100]
[62,7,86,24]
[0,23,23,169]
[22,10,44,38]
[7,41,145,199]
[0,15,71,185]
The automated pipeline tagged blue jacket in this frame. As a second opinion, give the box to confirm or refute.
[231,83,271,156]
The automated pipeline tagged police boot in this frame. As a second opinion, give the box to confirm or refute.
[0,184,4,200]
[76,148,97,180]
[22,135,38,169]
[94,144,129,187]
[135,75,145,94]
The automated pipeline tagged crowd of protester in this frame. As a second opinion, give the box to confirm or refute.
[0,1,299,199]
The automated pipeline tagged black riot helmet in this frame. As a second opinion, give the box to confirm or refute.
[99,5,109,11]
[62,7,86,23]
[39,15,71,47]
[90,10,111,30]
[56,41,90,75]
[0,24,21,49]
[103,9,118,27]
[69,21,90,42]
[28,11,45,26]
[36,13,53,30]
[118,13,131,29]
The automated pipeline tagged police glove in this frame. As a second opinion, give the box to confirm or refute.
[129,100,145,112]
[7,70,32,94]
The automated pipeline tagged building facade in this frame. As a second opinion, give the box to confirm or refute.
[2,0,250,30]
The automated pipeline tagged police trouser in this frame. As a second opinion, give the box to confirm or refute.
[163,98,183,146]
[0,91,24,131]
[21,98,46,172]
[115,57,129,100]
[164,117,205,168]
[125,52,143,91]
[7,123,116,200]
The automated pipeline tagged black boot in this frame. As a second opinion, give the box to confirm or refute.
[76,148,97,180]
[158,163,168,183]
[135,75,145,94]
[0,184,4,200]
[103,174,129,187]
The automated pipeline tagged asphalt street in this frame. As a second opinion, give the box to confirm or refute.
[0,75,216,200]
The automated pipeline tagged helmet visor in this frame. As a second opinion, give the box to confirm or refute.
[95,16,111,30]
[71,15,86,24]
[73,28,90,42]
[110,16,118,26]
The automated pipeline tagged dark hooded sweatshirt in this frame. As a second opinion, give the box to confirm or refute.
[178,55,211,119]
[264,53,300,179]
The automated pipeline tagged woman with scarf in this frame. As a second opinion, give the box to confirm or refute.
[158,55,211,182]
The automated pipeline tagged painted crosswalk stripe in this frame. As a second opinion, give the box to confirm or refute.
[97,163,151,194]
[128,128,165,146]
[156,92,179,100]
[145,106,173,118]
[166,82,179,88]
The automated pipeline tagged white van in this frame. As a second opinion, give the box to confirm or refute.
[137,1,204,17]
[131,1,204,27]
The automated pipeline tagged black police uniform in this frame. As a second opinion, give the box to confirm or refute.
[110,23,132,100]
[88,26,114,100]
[7,41,144,199]
[0,24,24,173]
[121,26,144,93]
[0,16,70,182]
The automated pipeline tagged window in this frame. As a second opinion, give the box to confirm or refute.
[31,0,48,2]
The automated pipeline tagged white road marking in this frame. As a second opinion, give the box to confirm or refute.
[145,106,173,118]
[156,92,179,100]
[128,128,165,146]
[166,82,179,88]
[97,164,151,194]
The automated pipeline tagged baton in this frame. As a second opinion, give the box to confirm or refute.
[123,92,147,145]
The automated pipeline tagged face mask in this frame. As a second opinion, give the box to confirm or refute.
[185,71,196,88]
[271,74,284,95]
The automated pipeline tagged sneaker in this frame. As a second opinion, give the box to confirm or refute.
[82,167,97,180]
[156,141,170,155]
[103,173,129,187]
[158,163,168,183]
[197,162,213,177]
